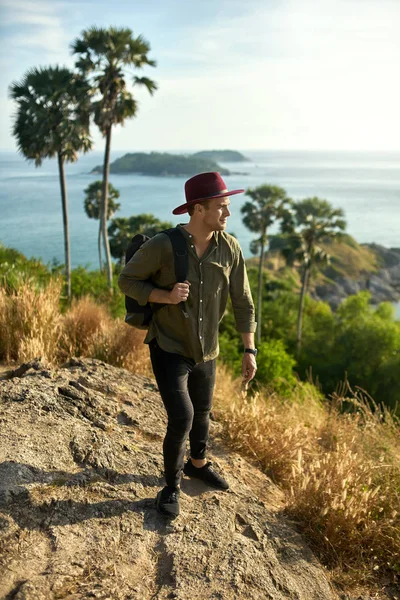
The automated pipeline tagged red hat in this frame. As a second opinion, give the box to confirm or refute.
[172,172,245,215]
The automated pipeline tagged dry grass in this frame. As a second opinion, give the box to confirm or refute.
[0,279,63,363]
[213,367,400,589]
[90,319,150,375]
[0,282,149,376]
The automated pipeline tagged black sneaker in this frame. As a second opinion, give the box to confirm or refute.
[183,459,229,490]
[155,486,180,518]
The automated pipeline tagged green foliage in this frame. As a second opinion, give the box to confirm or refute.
[256,339,297,394]
[92,152,230,177]
[9,66,92,165]
[108,214,174,263]
[219,325,296,394]
[241,185,291,250]
[84,181,120,220]
[71,26,157,135]
[70,266,125,318]
[0,244,124,319]
[0,244,55,290]
[220,265,400,414]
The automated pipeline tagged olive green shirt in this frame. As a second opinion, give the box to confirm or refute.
[118,225,256,363]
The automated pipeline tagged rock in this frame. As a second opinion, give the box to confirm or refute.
[0,358,339,599]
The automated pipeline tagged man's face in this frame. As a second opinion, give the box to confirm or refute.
[202,197,231,231]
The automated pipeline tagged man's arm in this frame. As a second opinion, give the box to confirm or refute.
[229,244,257,334]
[118,235,190,306]
[229,244,257,385]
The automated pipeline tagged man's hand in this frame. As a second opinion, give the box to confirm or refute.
[242,352,257,386]
[169,280,190,304]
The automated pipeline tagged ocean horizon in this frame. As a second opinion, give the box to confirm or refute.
[0,149,399,270]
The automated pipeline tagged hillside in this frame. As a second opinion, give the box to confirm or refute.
[91,152,230,177]
[0,358,339,600]
[193,150,250,162]
[248,234,400,308]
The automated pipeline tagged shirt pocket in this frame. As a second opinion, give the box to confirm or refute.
[155,263,177,289]
[203,261,231,296]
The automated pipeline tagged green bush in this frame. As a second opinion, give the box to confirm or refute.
[0,243,55,290]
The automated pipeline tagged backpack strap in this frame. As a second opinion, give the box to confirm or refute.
[153,227,189,319]
[162,228,189,283]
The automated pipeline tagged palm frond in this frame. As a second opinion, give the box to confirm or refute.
[133,76,158,94]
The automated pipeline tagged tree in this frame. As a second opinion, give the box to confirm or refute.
[83,181,120,271]
[241,185,291,345]
[9,66,92,301]
[278,197,346,355]
[108,214,173,264]
[71,26,157,292]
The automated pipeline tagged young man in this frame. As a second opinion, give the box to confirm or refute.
[118,172,257,518]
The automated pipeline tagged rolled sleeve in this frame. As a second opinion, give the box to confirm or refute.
[229,245,257,333]
[118,236,164,306]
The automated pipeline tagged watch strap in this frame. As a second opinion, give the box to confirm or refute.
[244,348,258,356]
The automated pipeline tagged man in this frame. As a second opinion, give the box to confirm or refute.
[118,172,257,518]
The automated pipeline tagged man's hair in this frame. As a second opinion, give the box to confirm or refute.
[187,199,211,216]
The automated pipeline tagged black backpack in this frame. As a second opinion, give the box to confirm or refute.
[124,227,189,329]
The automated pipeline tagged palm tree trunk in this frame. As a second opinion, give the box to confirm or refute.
[257,234,266,346]
[296,264,309,357]
[102,126,113,292]
[98,220,103,272]
[57,152,71,302]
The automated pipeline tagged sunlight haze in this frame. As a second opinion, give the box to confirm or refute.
[1,0,399,151]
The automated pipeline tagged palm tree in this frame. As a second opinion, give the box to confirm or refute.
[9,66,92,301]
[71,26,158,292]
[83,180,120,271]
[241,185,291,345]
[278,197,346,355]
[108,214,173,265]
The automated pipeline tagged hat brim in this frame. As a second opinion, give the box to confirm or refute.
[172,188,245,215]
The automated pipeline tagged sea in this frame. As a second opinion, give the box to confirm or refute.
[0,149,399,313]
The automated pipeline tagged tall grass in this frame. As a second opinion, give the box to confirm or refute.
[0,279,63,362]
[0,281,148,374]
[213,369,400,588]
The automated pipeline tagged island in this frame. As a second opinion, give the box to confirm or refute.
[193,150,250,162]
[91,152,230,177]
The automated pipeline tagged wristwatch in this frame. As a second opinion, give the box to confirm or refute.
[244,348,258,356]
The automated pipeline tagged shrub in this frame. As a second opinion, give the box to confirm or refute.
[256,339,296,394]
[60,296,111,358]
[213,369,400,589]
[0,279,62,363]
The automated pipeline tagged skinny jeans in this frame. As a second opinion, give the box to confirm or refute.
[149,338,216,488]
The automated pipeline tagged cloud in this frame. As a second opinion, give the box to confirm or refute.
[1,0,72,61]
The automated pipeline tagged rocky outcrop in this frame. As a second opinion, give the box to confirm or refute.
[314,245,400,309]
[0,358,341,599]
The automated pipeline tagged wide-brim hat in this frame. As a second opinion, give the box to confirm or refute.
[172,172,244,215]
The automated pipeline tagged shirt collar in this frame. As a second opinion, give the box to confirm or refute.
[177,224,219,246]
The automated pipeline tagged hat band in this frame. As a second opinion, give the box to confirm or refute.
[188,188,229,203]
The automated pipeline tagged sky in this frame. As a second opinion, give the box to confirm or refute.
[1,0,399,152]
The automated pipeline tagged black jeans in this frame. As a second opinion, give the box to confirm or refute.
[149,339,216,488]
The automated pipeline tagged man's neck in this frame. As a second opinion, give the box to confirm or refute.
[182,222,214,244]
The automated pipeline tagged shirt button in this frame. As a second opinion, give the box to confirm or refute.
[191,245,194,248]
[200,299,203,303]
[199,318,203,321]
[200,281,203,284]
[200,336,202,340]
[200,263,202,266]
